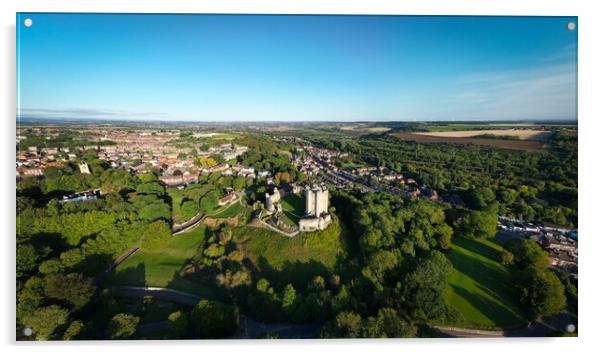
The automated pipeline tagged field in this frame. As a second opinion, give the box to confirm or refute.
[339,125,392,133]
[209,132,239,140]
[167,188,199,224]
[233,218,347,287]
[441,237,527,329]
[414,129,552,141]
[391,132,545,151]
[105,227,215,298]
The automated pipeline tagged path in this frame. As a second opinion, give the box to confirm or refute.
[434,312,576,337]
[110,286,202,306]
[172,193,244,235]
[434,326,503,337]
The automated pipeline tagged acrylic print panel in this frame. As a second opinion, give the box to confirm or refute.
[15,13,578,340]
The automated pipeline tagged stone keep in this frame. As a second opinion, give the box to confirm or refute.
[305,185,329,216]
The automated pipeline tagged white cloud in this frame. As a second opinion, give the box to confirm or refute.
[445,63,577,120]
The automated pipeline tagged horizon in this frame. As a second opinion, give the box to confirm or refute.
[17,14,578,122]
[16,116,578,125]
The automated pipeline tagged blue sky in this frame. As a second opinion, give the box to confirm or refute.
[17,14,577,122]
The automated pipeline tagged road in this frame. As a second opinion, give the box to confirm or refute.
[111,286,202,306]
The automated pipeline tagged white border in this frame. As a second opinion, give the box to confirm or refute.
[2,1,601,354]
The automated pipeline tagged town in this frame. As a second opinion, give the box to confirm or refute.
[16,125,578,279]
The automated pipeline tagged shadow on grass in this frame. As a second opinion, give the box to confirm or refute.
[450,284,523,328]
[447,237,527,328]
[453,237,501,261]
[106,262,147,287]
[256,255,331,289]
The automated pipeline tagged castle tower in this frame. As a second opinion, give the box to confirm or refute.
[265,187,281,213]
[305,185,328,216]
[305,185,315,216]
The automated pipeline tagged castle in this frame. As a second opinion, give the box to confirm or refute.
[299,185,332,232]
[263,184,331,233]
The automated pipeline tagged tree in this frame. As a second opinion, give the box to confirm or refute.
[500,249,514,266]
[138,202,171,222]
[398,251,452,320]
[136,182,165,196]
[22,305,69,340]
[517,267,567,320]
[17,243,39,279]
[63,320,85,340]
[141,221,172,250]
[203,243,225,258]
[466,187,496,210]
[322,311,362,338]
[281,284,297,315]
[504,239,548,269]
[362,308,416,338]
[17,276,46,321]
[233,176,246,191]
[43,273,96,310]
[199,191,219,213]
[457,206,498,239]
[167,311,189,339]
[190,300,239,338]
[180,200,200,218]
[108,313,140,339]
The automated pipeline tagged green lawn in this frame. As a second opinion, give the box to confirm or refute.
[233,218,346,287]
[167,188,199,224]
[209,200,248,219]
[280,193,305,224]
[441,237,527,329]
[105,226,214,298]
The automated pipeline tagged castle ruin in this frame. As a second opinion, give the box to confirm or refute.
[299,185,332,232]
[265,187,282,214]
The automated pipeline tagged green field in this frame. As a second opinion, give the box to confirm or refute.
[233,218,346,287]
[441,237,527,329]
[167,188,199,224]
[105,227,214,297]
[210,132,239,140]
[280,193,305,224]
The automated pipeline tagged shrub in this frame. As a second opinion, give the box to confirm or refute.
[190,300,239,338]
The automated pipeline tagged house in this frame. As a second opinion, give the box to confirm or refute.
[210,164,229,173]
[218,192,238,206]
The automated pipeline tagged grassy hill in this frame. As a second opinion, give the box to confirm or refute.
[105,226,215,298]
[233,217,347,287]
[440,237,527,329]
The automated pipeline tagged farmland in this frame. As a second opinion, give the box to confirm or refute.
[391,132,546,151]
[414,129,553,141]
